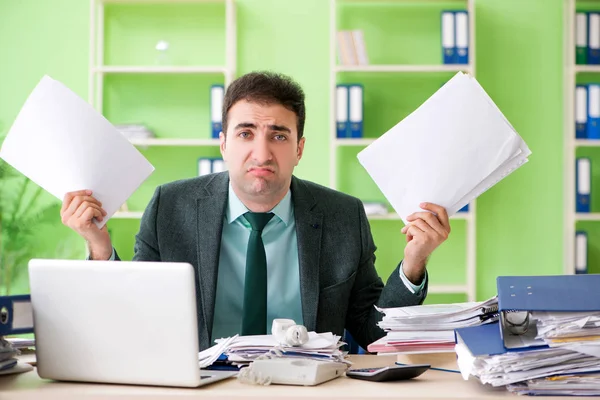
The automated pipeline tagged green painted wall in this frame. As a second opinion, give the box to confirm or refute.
[0,0,564,303]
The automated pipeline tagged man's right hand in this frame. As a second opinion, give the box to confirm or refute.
[61,190,113,260]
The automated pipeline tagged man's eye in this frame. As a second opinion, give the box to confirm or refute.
[274,134,287,141]
[239,131,251,138]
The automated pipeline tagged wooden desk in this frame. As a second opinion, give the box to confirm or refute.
[0,354,528,399]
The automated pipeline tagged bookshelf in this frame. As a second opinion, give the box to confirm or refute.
[88,0,236,222]
[564,0,600,275]
[329,0,476,301]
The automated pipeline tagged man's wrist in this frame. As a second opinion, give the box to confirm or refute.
[402,258,427,285]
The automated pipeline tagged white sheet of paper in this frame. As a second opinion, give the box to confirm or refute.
[0,75,154,227]
[357,72,531,223]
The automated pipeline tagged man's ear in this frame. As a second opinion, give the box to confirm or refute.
[219,131,226,159]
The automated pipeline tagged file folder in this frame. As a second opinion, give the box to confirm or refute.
[576,157,591,213]
[576,12,588,65]
[455,322,521,357]
[576,85,588,139]
[575,231,588,274]
[588,13,600,64]
[458,203,469,212]
[336,85,349,138]
[587,84,600,139]
[0,295,33,336]
[441,11,455,64]
[497,275,600,349]
[211,85,224,139]
[349,84,363,138]
[455,11,469,64]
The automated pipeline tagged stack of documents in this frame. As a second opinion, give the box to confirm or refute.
[368,297,498,354]
[357,71,531,224]
[0,337,33,375]
[456,322,600,393]
[198,332,346,369]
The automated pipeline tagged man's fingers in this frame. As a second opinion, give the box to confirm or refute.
[415,202,451,231]
[65,196,103,219]
[407,212,448,238]
[81,207,103,225]
[73,202,104,221]
[61,190,92,214]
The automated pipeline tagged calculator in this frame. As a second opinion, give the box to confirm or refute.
[345,364,430,382]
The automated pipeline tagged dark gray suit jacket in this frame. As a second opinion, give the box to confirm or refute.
[117,172,427,350]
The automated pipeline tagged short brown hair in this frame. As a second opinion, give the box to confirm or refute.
[222,71,306,141]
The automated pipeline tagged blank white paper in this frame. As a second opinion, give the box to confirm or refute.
[0,75,155,227]
[357,72,531,223]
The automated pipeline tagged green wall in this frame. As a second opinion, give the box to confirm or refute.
[0,0,564,301]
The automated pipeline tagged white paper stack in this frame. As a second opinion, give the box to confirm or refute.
[199,332,347,368]
[369,297,498,354]
[0,337,33,376]
[357,71,531,224]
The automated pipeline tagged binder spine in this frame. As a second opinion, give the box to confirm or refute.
[576,12,588,65]
[455,11,469,64]
[211,85,224,139]
[576,85,588,139]
[587,84,600,139]
[576,157,591,213]
[349,84,363,138]
[336,85,349,138]
[589,13,600,64]
[575,231,588,274]
[441,11,456,64]
[0,295,33,336]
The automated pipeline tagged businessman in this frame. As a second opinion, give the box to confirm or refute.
[61,71,451,351]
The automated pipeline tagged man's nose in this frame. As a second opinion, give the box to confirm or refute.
[251,136,272,164]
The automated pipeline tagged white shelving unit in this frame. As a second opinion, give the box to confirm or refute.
[564,0,600,274]
[89,0,236,218]
[329,0,476,300]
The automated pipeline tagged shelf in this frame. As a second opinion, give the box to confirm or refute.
[128,138,221,146]
[574,139,600,147]
[367,212,471,221]
[575,65,600,74]
[112,211,144,219]
[100,0,225,3]
[575,213,600,221]
[335,138,376,146]
[428,284,468,294]
[335,64,471,73]
[92,66,229,74]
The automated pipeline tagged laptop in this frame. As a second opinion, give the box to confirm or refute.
[28,259,237,387]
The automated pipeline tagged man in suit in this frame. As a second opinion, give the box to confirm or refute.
[60,71,451,351]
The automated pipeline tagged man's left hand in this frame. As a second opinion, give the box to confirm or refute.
[400,202,451,284]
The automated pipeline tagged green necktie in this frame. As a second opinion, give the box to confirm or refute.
[241,212,274,335]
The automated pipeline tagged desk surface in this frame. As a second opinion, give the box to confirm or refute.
[0,353,562,400]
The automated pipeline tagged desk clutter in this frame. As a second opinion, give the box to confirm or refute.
[199,319,349,386]
[368,296,499,354]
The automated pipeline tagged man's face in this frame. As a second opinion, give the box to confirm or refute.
[220,100,305,200]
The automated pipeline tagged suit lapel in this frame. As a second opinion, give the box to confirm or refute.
[196,173,228,345]
[291,177,322,332]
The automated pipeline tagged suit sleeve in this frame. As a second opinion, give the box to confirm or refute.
[344,199,428,350]
[131,186,162,262]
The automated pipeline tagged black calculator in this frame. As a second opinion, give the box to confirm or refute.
[345,364,430,382]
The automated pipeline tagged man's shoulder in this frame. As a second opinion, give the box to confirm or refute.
[158,172,228,198]
[293,177,362,208]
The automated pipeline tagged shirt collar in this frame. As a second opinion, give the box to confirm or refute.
[227,184,293,226]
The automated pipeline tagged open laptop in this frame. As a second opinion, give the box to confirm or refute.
[28,259,237,388]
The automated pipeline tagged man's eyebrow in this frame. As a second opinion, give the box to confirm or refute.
[234,122,257,130]
[268,124,291,133]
